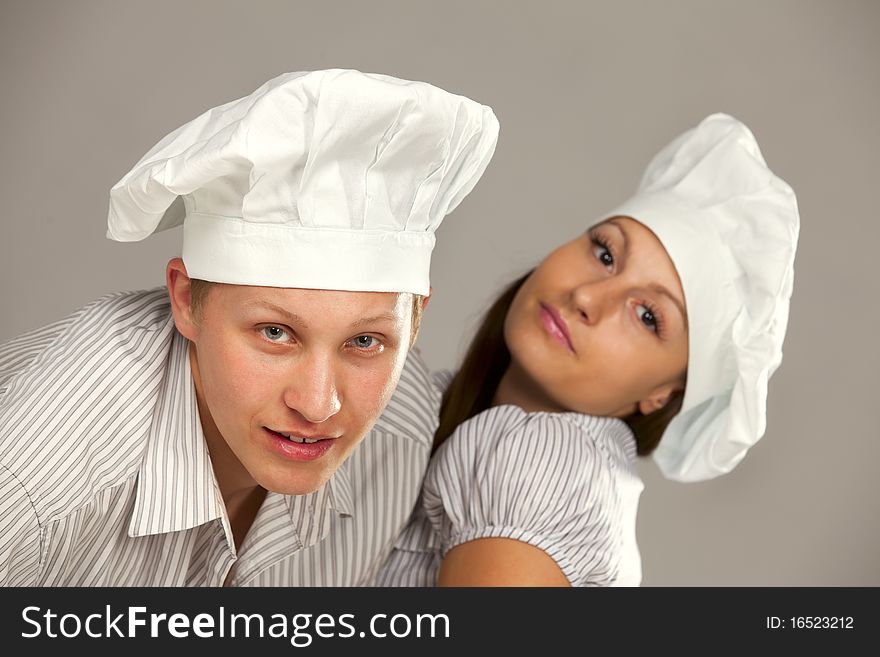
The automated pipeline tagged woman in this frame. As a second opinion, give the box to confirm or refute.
[376,113,800,586]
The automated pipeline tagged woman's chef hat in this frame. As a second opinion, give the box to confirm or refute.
[594,113,800,482]
[107,69,499,295]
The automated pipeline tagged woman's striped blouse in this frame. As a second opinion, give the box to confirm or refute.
[376,381,646,587]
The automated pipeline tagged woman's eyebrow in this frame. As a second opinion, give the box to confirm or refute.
[649,284,688,329]
[605,218,688,328]
[606,218,631,257]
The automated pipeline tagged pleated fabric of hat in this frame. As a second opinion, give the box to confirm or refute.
[594,113,800,482]
[107,69,500,295]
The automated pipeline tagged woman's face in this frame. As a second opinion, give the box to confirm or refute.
[501,216,688,418]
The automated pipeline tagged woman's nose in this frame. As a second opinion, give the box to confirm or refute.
[282,355,342,424]
[570,279,621,324]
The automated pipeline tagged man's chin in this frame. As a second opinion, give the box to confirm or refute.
[252,466,332,497]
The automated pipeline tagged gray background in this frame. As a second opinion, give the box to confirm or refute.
[1,0,877,585]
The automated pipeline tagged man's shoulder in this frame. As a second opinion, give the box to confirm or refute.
[400,347,435,393]
[0,286,173,389]
[68,287,172,334]
[37,287,175,371]
[1,287,172,351]
[0,287,176,523]
[370,347,441,449]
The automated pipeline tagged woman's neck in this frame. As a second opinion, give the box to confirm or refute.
[492,360,568,413]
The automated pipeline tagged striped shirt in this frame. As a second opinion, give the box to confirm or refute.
[0,288,438,586]
[376,377,645,587]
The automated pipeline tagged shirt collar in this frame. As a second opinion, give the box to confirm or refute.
[129,326,224,538]
[278,458,354,547]
[230,465,354,582]
[564,412,639,463]
[243,463,354,560]
[325,463,354,517]
[129,325,354,541]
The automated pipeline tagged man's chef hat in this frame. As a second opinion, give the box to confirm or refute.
[593,113,800,482]
[107,69,499,295]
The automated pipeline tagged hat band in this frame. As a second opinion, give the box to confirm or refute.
[182,213,434,295]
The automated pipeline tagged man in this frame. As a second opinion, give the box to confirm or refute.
[0,69,499,586]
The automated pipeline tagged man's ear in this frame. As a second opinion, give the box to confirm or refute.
[166,258,198,341]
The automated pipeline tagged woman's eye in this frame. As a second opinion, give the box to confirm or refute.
[591,238,614,267]
[261,326,291,342]
[636,304,658,332]
[349,335,383,352]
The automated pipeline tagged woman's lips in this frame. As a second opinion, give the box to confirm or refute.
[539,303,575,353]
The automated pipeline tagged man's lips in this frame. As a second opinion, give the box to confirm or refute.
[263,428,338,462]
[265,428,340,444]
[539,302,575,353]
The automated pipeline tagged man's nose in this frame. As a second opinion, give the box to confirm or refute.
[282,354,342,424]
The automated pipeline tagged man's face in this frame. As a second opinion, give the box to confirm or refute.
[185,282,414,496]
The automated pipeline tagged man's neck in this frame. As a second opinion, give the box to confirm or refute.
[189,344,266,550]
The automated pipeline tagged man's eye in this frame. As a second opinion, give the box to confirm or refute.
[349,335,383,352]
[261,326,290,342]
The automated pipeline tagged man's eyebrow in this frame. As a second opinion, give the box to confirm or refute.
[243,300,311,328]
[348,313,399,331]
[243,300,398,331]
[605,218,688,328]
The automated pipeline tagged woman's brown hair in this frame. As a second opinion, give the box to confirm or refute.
[432,271,685,456]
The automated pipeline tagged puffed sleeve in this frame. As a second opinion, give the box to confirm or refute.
[0,462,42,585]
[422,405,623,586]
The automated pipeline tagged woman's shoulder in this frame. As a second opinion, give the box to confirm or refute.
[445,404,635,458]
[424,405,640,509]
[430,405,617,483]
[421,405,643,584]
